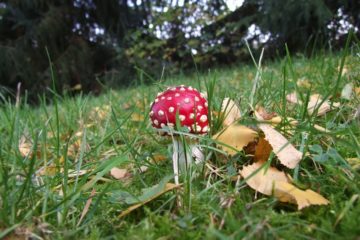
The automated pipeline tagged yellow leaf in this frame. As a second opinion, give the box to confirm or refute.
[213,124,257,155]
[221,98,241,126]
[296,78,312,89]
[131,113,145,122]
[110,167,131,180]
[240,162,329,210]
[346,158,360,170]
[240,162,291,195]
[274,181,330,210]
[258,124,302,169]
[119,183,181,218]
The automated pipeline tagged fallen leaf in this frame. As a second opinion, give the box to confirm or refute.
[119,183,181,218]
[255,106,277,120]
[286,92,298,104]
[213,124,257,155]
[346,158,360,170]
[254,138,273,163]
[221,98,241,126]
[258,124,302,169]
[18,136,34,157]
[152,154,167,163]
[275,181,330,210]
[240,162,291,194]
[286,93,340,117]
[77,188,96,226]
[296,78,311,88]
[341,83,353,100]
[131,113,145,122]
[110,167,131,180]
[307,94,332,116]
[355,87,360,96]
[240,162,329,210]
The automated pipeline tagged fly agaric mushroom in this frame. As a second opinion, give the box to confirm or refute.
[149,85,209,185]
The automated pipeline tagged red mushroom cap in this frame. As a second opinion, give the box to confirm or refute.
[149,85,209,134]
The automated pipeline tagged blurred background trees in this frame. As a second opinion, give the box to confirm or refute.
[0,0,358,101]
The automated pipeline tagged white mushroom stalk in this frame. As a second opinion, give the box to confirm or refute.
[150,85,209,185]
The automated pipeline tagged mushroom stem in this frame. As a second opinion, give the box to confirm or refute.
[172,136,193,185]
[172,137,180,185]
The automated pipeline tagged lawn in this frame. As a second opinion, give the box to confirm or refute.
[0,51,359,239]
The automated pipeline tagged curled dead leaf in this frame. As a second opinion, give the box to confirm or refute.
[240,162,329,210]
[213,124,257,156]
[110,167,131,180]
[258,124,302,169]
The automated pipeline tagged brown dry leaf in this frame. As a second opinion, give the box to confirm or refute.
[119,183,181,218]
[255,106,277,120]
[221,98,241,126]
[110,167,131,180]
[152,154,168,163]
[213,124,257,156]
[77,188,96,226]
[258,124,302,169]
[240,162,329,210]
[254,138,273,163]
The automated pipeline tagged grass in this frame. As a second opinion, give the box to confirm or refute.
[0,50,359,239]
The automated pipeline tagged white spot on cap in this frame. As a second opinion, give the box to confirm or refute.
[157,92,163,97]
[170,87,176,91]
[188,86,193,90]
[167,97,172,100]
[189,113,195,119]
[204,102,208,107]
[175,93,180,97]
[197,105,203,111]
[184,98,190,103]
[179,115,185,121]
[153,119,159,125]
[168,123,174,128]
[192,124,202,132]
[160,123,165,128]
[200,93,206,98]
[158,110,164,116]
[202,126,209,132]
[180,87,186,91]
[195,96,200,102]
[149,111,154,116]
[200,115,207,122]
[187,127,191,132]
[155,98,159,103]
[161,96,165,100]
[169,107,175,113]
